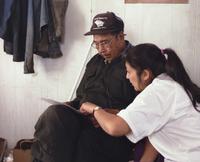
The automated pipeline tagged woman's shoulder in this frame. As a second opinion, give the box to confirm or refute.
[151,74,191,105]
[153,74,186,94]
[151,73,178,91]
[137,73,177,103]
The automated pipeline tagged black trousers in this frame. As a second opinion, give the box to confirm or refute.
[31,105,134,162]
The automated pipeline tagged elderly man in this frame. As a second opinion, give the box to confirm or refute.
[31,12,137,162]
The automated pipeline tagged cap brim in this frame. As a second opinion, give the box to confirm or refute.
[84,29,121,36]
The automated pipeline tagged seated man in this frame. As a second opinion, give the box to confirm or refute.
[31,12,137,162]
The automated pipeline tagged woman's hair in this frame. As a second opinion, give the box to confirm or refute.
[126,43,200,112]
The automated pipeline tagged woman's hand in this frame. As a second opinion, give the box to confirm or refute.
[80,102,98,114]
[80,102,100,127]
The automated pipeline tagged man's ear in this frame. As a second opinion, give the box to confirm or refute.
[117,31,125,39]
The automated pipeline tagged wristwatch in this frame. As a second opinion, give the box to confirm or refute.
[93,106,100,115]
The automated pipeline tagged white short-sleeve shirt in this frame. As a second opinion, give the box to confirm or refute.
[118,73,200,162]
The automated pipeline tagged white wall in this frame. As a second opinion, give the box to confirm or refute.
[0,0,200,148]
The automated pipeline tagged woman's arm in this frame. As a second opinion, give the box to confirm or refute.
[140,138,159,162]
[94,108,131,136]
[80,102,131,136]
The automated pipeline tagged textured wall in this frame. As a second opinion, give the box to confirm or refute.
[0,0,200,148]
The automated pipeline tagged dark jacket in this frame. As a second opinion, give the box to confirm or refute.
[0,0,15,39]
[71,41,137,110]
[3,0,28,62]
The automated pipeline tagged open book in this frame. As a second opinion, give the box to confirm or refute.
[41,97,83,115]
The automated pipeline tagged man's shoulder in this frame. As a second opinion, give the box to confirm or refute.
[121,40,133,57]
[90,53,102,60]
[87,54,103,65]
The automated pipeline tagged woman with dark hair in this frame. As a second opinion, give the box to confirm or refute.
[80,43,200,162]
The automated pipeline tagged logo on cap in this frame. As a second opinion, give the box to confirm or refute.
[94,20,105,28]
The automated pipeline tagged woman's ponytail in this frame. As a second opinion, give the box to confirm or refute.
[164,48,200,111]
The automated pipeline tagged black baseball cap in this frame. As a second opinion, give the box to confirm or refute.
[84,12,124,36]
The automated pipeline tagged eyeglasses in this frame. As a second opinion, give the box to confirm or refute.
[91,37,114,49]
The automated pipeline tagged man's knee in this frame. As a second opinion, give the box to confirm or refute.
[40,104,75,122]
[43,104,65,117]
[34,104,77,132]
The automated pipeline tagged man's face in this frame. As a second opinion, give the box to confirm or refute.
[92,33,123,61]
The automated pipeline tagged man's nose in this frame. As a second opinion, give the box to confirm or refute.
[97,45,105,53]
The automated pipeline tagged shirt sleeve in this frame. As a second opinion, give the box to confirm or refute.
[117,80,175,143]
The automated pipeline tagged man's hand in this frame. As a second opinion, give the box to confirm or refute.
[89,116,100,128]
